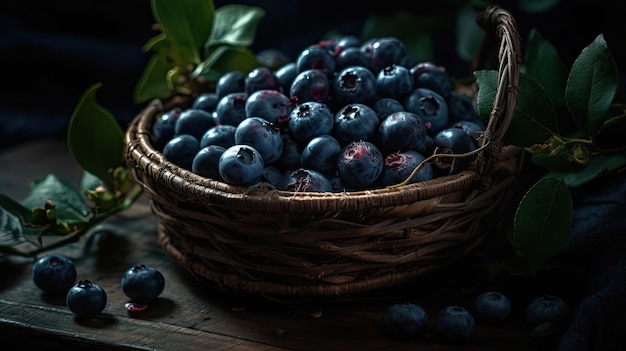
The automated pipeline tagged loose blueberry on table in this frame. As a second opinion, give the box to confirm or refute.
[66,280,107,317]
[380,303,428,340]
[32,254,77,295]
[121,264,165,306]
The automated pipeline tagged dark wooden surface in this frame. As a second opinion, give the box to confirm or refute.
[0,139,576,351]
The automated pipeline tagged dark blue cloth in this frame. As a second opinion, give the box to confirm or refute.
[557,171,626,350]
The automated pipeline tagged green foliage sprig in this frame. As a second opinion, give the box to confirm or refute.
[475,31,626,273]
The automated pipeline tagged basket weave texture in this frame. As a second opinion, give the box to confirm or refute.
[124,5,523,299]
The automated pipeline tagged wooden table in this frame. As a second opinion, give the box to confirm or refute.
[0,139,571,350]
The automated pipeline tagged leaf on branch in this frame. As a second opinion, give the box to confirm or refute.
[566,34,618,136]
[208,5,265,49]
[67,83,125,191]
[21,174,90,224]
[151,0,215,65]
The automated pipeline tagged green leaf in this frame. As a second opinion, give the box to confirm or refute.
[207,5,265,49]
[518,0,561,13]
[67,83,125,191]
[21,174,90,223]
[134,54,173,103]
[523,29,567,109]
[475,70,558,147]
[566,34,618,136]
[192,45,262,82]
[561,151,626,187]
[0,203,26,247]
[513,177,573,272]
[0,193,31,221]
[150,0,215,65]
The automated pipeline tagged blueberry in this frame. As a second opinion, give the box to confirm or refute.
[219,145,265,186]
[367,37,408,74]
[378,111,427,153]
[372,97,405,121]
[404,88,449,136]
[215,92,248,127]
[300,134,341,176]
[333,103,380,146]
[191,92,219,113]
[473,291,512,323]
[287,101,334,144]
[434,305,475,343]
[336,140,384,189]
[432,127,477,175]
[381,303,428,340]
[526,295,570,328]
[66,280,107,317]
[450,120,485,141]
[261,166,284,188]
[289,69,330,104]
[162,134,201,171]
[379,150,432,187]
[174,108,217,141]
[335,46,371,71]
[32,254,77,295]
[279,168,333,193]
[192,145,226,180]
[234,117,283,165]
[410,61,453,97]
[295,45,336,78]
[446,91,483,124]
[335,35,361,49]
[245,89,295,126]
[121,264,165,304]
[277,133,302,171]
[152,107,182,151]
[274,62,298,93]
[216,70,246,99]
[376,64,413,100]
[245,66,281,95]
[332,65,377,108]
[200,124,236,149]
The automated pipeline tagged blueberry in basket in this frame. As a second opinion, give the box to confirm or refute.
[234,117,283,165]
[333,103,380,146]
[336,140,384,189]
[218,144,265,186]
[162,134,201,171]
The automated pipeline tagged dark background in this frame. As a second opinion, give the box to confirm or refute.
[1,0,623,151]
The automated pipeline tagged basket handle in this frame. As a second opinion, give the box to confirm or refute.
[472,5,522,176]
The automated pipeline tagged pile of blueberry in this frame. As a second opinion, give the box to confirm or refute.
[381,291,571,348]
[32,254,165,317]
[153,35,486,191]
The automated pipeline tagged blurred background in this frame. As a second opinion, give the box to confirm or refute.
[0,0,623,151]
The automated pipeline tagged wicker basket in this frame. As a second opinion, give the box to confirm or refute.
[124,5,522,300]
